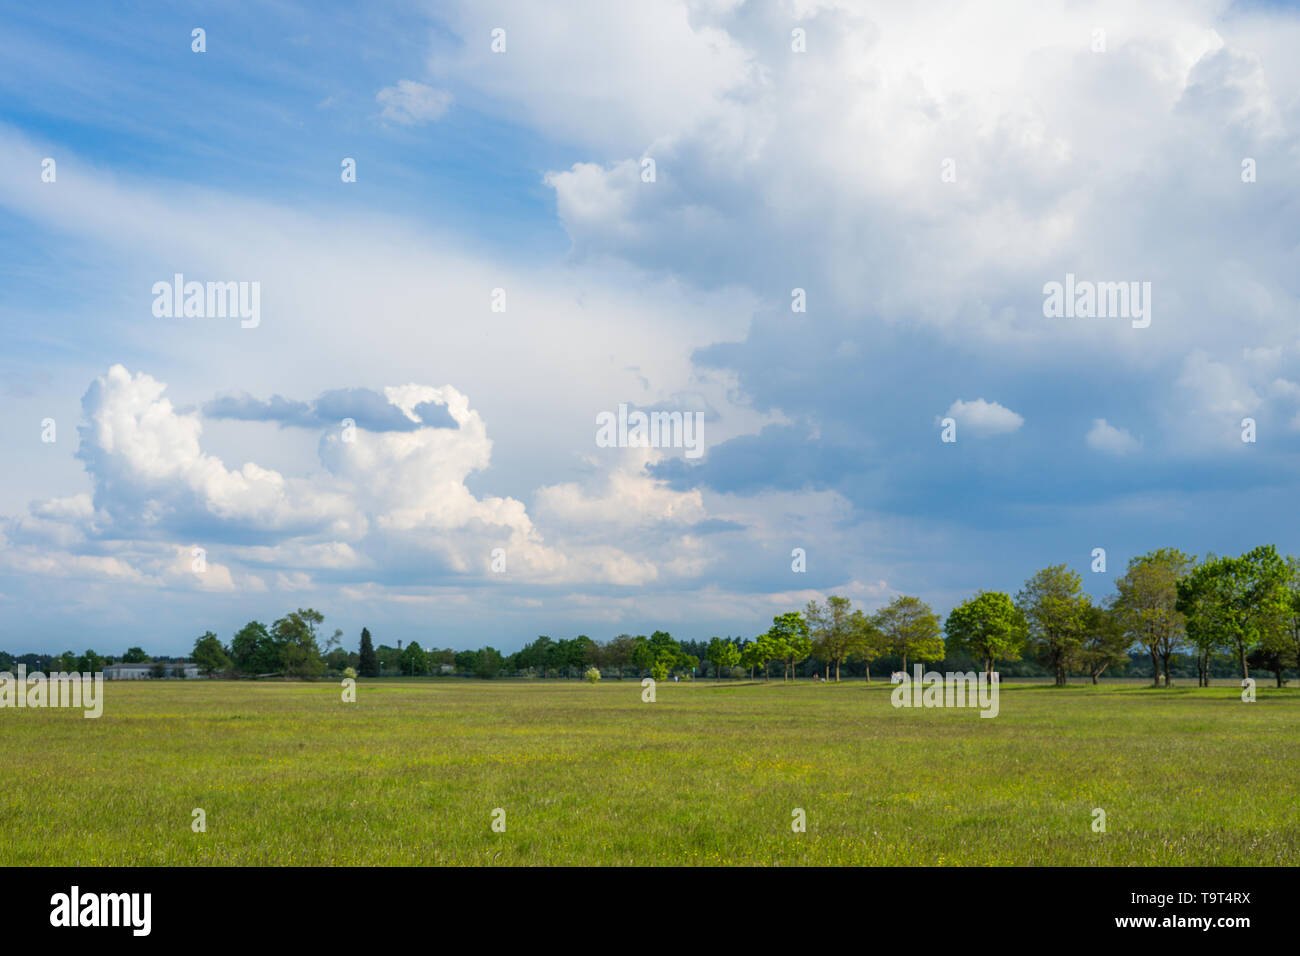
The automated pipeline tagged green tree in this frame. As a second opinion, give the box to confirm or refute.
[943,591,1025,678]
[76,649,104,673]
[1176,546,1288,681]
[476,646,503,679]
[1113,548,1194,687]
[1247,644,1290,688]
[767,612,811,680]
[546,639,572,678]
[1078,602,1129,684]
[740,636,774,679]
[1280,556,1300,688]
[873,596,944,674]
[631,636,655,676]
[121,646,149,663]
[400,641,429,677]
[231,621,277,675]
[275,611,321,675]
[273,608,326,679]
[758,633,782,680]
[626,631,689,678]
[806,596,869,681]
[533,637,553,677]
[584,639,606,674]
[1016,565,1089,686]
[605,634,636,679]
[1175,557,1223,687]
[323,647,353,674]
[376,645,402,674]
[519,636,553,676]
[706,637,740,679]
[570,636,595,677]
[191,631,231,677]
[358,627,379,678]
[648,631,685,675]
[1235,546,1292,682]
[848,610,886,681]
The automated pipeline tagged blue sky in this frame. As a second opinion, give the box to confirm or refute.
[2,0,1299,656]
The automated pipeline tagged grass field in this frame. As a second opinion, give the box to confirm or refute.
[3,678,1299,866]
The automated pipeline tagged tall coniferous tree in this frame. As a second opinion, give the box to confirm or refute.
[358,627,379,677]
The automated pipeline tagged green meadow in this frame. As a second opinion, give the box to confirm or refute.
[3,679,1298,866]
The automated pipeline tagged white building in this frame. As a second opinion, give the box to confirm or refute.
[103,661,200,680]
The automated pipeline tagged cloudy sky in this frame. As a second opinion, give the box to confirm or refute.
[2,0,1298,656]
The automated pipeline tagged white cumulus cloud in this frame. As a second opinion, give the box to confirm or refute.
[943,398,1024,437]
[1086,418,1141,456]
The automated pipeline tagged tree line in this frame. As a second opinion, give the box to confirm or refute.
[489,545,1300,688]
[3,545,1297,686]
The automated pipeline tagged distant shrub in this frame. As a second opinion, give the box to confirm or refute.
[584,667,601,684]
[342,666,357,680]
[729,666,746,680]
[650,661,669,682]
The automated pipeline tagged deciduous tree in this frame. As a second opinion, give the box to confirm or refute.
[1113,548,1193,687]
[1078,602,1129,684]
[805,596,865,681]
[1176,546,1288,681]
[400,641,428,677]
[232,621,276,675]
[1016,566,1089,687]
[873,596,944,675]
[706,637,740,679]
[191,631,231,677]
[605,635,636,679]
[273,608,326,679]
[943,591,1025,678]
[767,612,811,680]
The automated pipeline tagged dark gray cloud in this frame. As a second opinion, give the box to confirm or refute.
[652,422,872,496]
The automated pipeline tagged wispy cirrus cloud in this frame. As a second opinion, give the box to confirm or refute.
[375,80,452,125]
